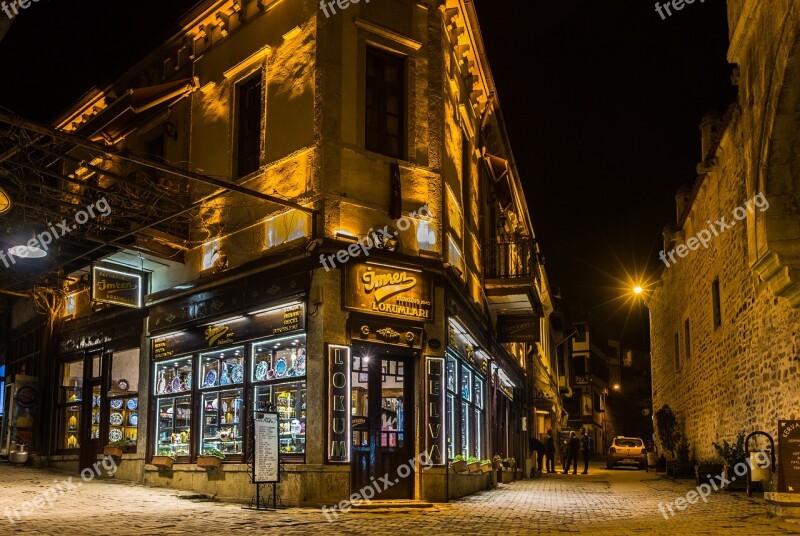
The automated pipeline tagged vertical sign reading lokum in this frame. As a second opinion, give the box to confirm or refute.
[425,356,445,465]
[327,344,351,463]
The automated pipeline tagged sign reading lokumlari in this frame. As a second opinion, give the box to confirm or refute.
[344,263,432,322]
[779,420,800,492]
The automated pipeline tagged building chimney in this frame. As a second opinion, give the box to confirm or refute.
[699,111,721,161]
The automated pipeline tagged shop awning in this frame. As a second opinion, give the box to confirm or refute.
[79,78,197,143]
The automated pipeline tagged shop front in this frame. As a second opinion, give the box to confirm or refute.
[53,313,145,475]
[143,271,310,500]
[339,262,431,500]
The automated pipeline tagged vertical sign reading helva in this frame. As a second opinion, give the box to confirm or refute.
[425,357,445,465]
[328,344,351,463]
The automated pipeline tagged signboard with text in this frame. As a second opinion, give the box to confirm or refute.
[92,266,142,308]
[425,357,445,465]
[496,314,539,343]
[779,420,800,492]
[344,263,432,322]
[152,302,305,359]
[327,344,351,463]
[252,411,280,484]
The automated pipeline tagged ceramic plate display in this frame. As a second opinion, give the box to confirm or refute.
[203,370,217,388]
[129,414,138,427]
[267,369,276,380]
[295,355,306,375]
[91,396,97,408]
[231,364,244,384]
[127,398,138,411]
[109,429,123,443]
[95,412,101,424]
[109,412,124,426]
[118,379,129,391]
[110,399,123,410]
[185,373,192,390]
[275,358,287,377]
[255,361,268,381]
[171,376,182,393]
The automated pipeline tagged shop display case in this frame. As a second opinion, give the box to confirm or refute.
[199,347,244,389]
[156,396,191,458]
[200,389,243,457]
[251,336,306,382]
[63,404,81,449]
[108,395,139,446]
[154,357,192,396]
[253,381,306,459]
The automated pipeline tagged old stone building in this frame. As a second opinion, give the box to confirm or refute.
[650,0,800,461]
[0,0,564,505]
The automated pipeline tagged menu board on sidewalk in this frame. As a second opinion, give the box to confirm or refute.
[253,412,280,484]
[779,420,800,493]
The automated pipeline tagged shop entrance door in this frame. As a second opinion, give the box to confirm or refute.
[352,355,415,500]
[79,352,104,473]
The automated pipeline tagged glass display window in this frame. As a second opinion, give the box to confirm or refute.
[154,356,193,396]
[473,407,482,459]
[461,367,472,402]
[446,393,455,459]
[155,395,192,458]
[109,348,139,395]
[63,403,81,449]
[253,381,306,458]
[460,400,469,458]
[61,359,83,403]
[473,376,484,410]
[200,389,244,457]
[446,354,457,393]
[251,334,306,382]
[199,347,244,389]
[108,394,139,447]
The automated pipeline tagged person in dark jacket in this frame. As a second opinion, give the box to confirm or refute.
[580,428,592,474]
[563,431,579,474]
[529,436,546,476]
[545,429,556,473]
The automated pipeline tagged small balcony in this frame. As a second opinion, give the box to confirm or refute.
[483,237,543,314]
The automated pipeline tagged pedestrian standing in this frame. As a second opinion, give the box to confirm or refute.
[529,436,546,477]
[563,431,579,474]
[580,428,592,474]
[545,429,556,473]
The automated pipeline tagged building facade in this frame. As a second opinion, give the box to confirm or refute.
[650,0,800,463]
[0,0,562,505]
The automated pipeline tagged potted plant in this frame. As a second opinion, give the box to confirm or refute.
[712,432,747,491]
[695,457,724,486]
[672,437,694,478]
[450,455,468,473]
[197,447,225,469]
[151,449,175,469]
[467,456,481,473]
[103,440,128,458]
[479,459,492,473]
[492,455,504,470]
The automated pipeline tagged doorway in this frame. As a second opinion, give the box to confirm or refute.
[79,351,104,473]
[351,353,415,499]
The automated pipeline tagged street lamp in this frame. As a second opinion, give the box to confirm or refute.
[633,285,643,295]
[612,383,621,391]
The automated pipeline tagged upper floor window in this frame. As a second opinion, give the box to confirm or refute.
[236,74,263,177]
[711,278,722,329]
[684,319,691,359]
[366,47,405,158]
[673,333,680,372]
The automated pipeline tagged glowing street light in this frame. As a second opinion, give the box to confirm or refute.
[633,285,643,295]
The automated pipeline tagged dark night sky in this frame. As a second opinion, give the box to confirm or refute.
[0,0,735,347]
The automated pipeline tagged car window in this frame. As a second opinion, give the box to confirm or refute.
[614,439,643,447]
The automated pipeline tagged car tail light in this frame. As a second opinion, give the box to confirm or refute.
[609,447,616,454]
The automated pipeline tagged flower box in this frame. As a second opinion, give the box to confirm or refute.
[480,462,492,474]
[151,456,175,469]
[197,455,223,469]
[467,461,481,473]
[493,459,504,470]
[103,446,124,458]
[451,460,468,473]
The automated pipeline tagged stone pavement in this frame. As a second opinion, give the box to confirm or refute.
[1,461,798,535]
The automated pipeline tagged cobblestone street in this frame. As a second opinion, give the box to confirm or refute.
[1,462,798,535]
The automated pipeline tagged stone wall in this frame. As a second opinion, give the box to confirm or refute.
[650,0,800,461]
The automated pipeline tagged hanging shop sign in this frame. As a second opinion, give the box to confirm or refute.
[425,357,445,465]
[252,411,280,484]
[149,272,309,331]
[327,344,351,463]
[344,263,432,322]
[92,266,143,308]
[496,314,539,343]
[349,316,425,349]
[152,302,305,359]
[778,420,800,493]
